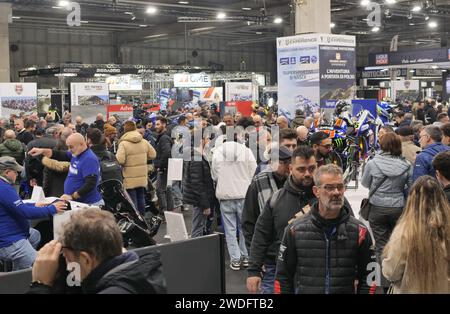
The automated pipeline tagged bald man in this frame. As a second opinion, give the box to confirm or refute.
[75,116,89,136]
[296,126,310,146]
[276,116,289,130]
[304,117,315,131]
[253,115,263,129]
[29,133,103,205]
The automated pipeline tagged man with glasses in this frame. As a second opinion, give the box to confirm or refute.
[275,164,376,294]
[310,131,334,167]
[0,156,66,270]
[247,147,317,294]
[413,125,450,181]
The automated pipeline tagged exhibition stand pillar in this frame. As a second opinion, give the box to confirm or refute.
[294,0,331,34]
[0,3,11,83]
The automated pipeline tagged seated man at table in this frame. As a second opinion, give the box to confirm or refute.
[0,157,66,271]
[29,133,103,206]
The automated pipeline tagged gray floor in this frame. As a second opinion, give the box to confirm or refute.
[153,206,248,294]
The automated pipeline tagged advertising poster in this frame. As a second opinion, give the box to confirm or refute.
[0,83,37,117]
[277,34,356,120]
[192,87,223,107]
[351,99,378,119]
[225,82,254,102]
[319,45,356,108]
[106,75,142,91]
[392,80,420,103]
[37,89,52,114]
[174,73,211,88]
[107,104,133,120]
[277,36,320,120]
[70,83,109,124]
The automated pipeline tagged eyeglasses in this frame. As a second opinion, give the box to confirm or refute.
[296,165,317,174]
[319,184,345,193]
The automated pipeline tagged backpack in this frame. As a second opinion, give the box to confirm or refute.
[98,151,123,183]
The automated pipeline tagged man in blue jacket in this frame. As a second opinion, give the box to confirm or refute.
[413,125,450,181]
[0,157,66,270]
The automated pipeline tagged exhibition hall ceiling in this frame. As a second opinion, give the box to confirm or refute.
[3,0,450,48]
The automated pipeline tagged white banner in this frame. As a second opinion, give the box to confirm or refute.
[225,82,253,102]
[106,75,143,91]
[0,83,37,117]
[70,83,109,124]
[174,73,211,88]
[392,80,420,103]
[70,83,109,107]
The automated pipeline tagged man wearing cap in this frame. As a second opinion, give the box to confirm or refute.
[0,156,66,270]
[397,126,421,164]
[246,146,318,294]
[242,145,293,252]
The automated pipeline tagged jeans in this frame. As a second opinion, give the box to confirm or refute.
[127,187,146,214]
[220,199,248,263]
[0,228,41,271]
[260,264,276,294]
[156,170,174,214]
[191,206,214,238]
[172,181,183,208]
[368,205,403,287]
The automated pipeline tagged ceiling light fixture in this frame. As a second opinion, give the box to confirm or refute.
[274,17,283,24]
[11,16,21,19]
[412,5,422,12]
[385,0,396,4]
[432,65,438,69]
[217,12,226,19]
[146,6,158,14]
[58,0,69,7]
[372,26,380,32]
[330,22,336,28]
[361,0,370,6]
[242,8,252,11]
[139,24,148,27]
[424,15,430,21]
[256,32,263,35]
[407,13,413,19]
[178,1,189,4]
[428,21,438,28]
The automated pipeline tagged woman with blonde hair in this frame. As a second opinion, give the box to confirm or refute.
[382,176,450,293]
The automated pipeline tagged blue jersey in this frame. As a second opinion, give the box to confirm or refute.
[64,148,102,204]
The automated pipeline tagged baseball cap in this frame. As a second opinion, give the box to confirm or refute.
[0,156,24,172]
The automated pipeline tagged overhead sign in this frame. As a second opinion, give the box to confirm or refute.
[225,82,253,102]
[106,75,143,91]
[173,73,211,88]
[369,47,450,66]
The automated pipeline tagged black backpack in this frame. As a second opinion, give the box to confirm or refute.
[98,151,123,183]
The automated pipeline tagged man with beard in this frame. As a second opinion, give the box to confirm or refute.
[242,145,293,252]
[310,131,333,167]
[275,164,375,294]
[246,146,317,294]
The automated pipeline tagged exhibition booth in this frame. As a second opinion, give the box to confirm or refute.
[3,63,269,122]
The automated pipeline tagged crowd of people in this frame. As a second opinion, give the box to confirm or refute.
[0,97,449,294]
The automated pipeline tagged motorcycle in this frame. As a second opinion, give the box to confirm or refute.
[98,179,162,248]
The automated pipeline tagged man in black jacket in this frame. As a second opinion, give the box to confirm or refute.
[432,151,450,202]
[183,129,215,237]
[246,146,317,294]
[28,208,167,294]
[15,119,35,145]
[242,145,292,252]
[424,100,437,125]
[275,164,376,294]
[154,117,174,213]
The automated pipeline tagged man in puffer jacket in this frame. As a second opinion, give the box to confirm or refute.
[0,130,26,165]
[116,121,156,214]
[275,164,376,294]
[211,126,257,271]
